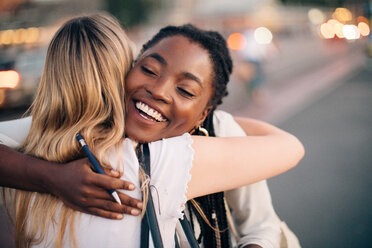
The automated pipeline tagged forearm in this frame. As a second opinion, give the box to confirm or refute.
[0,144,142,219]
[189,131,304,199]
[0,144,55,193]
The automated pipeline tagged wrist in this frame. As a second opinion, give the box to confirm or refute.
[28,157,60,195]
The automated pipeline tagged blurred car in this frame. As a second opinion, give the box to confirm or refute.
[0,48,46,109]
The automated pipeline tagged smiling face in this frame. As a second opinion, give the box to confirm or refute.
[125,35,214,142]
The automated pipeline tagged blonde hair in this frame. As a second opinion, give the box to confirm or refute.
[6,13,133,248]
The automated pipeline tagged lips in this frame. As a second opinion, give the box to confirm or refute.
[134,101,167,122]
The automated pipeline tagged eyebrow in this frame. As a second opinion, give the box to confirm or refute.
[148,53,167,65]
[147,52,202,87]
[183,72,202,87]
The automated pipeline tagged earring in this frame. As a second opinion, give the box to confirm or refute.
[189,126,209,136]
[189,128,196,135]
[197,126,209,137]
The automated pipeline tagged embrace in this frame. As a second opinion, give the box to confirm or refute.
[0,13,304,248]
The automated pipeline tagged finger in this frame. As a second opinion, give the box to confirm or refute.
[118,192,143,209]
[103,168,120,178]
[79,186,142,213]
[86,207,124,220]
[80,186,113,201]
[86,198,141,216]
[60,199,123,220]
[90,174,136,191]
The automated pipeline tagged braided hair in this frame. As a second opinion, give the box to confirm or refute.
[140,24,233,247]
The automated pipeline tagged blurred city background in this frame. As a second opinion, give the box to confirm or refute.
[0,0,371,247]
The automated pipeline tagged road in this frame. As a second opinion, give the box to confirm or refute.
[218,37,371,247]
[266,65,372,248]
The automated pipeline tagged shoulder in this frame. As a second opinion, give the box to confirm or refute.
[148,133,194,168]
[0,116,32,129]
[0,116,32,147]
[213,110,234,123]
[213,110,245,137]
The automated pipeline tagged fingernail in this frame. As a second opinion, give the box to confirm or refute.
[131,209,140,215]
[137,202,143,209]
[116,214,123,219]
[111,170,119,176]
[128,184,135,190]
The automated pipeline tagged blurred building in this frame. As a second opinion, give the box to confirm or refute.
[0,0,106,108]
[0,0,104,30]
[153,0,281,29]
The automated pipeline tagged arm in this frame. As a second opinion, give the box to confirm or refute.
[0,118,142,219]
[0,144,142,218]
[214,111,281,248]
[0,144,55,192]
[187,119,304,200]
[234,116,282,136]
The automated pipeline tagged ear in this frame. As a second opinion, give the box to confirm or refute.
[196,105,213,127]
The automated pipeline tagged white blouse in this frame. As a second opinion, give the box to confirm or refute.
[11,133,194,248]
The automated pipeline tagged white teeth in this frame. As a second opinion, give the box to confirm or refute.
[135,101,167,122]
[144,104,149,113]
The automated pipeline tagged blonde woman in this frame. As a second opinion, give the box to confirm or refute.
[2,13,304,247]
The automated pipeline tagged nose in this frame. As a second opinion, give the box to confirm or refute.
[145,76,173,104]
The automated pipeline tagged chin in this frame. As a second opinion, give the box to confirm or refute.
[125,129,153,143]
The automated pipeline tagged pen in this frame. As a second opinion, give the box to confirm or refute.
[76,133,122,205]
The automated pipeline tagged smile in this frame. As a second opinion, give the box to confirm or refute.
[135,101,167,122]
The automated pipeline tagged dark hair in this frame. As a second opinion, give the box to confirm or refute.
[140,24,233,247]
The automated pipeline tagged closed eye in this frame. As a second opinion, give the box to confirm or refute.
[177,87,195,97]
[141,66,157,76]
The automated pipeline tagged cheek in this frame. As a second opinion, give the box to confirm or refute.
[124,79,134,94]
[173,101,208,129]
[125,70,142,93]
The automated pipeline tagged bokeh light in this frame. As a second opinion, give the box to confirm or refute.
[343,25,360,40]
[25,27,40,43]
[334,22,344,38]
[254,27,273,45]
[227,32,246,50]
[358,22,370,37]
[0,27,40,46]
[308,8,326,25]
[0,30,15,45]
[357,16,369,24]
[320,23,335,39]
[0,70,21,89]
[0,90,5,106]
[332,8,352,23]
[327,19,340,28]
[13,28,27,44]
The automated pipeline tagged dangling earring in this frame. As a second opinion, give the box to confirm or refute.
[189,127,196,135]
[198,126,209,136]
[189,126,209,136]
